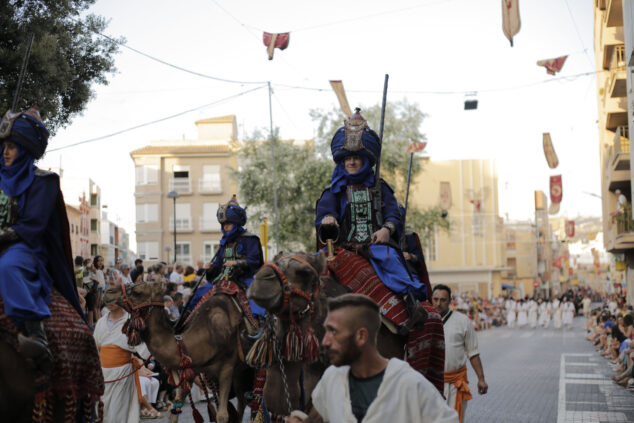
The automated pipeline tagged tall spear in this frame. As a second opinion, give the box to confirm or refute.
[373,74,389,226]
[401,140,426,247]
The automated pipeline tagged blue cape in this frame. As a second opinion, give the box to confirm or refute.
[0,144,35,197]
[330,157,375,194]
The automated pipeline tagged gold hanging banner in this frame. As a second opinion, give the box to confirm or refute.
[329,80,352,118]
[543,133,559,169]
[501,0,521,47]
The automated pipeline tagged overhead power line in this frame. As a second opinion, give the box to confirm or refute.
[48,85,267,152]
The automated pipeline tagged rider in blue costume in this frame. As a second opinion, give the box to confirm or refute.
[315,108,427,330]
[0,105,85,372]
[188,196,265,319]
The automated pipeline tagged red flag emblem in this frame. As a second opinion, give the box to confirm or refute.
[565,220,575,238]
[263,32,290,60]
[407,141,427,154]
[536,55,568,75]
[550,175,562,204]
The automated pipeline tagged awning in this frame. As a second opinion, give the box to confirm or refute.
[501,283,517,290]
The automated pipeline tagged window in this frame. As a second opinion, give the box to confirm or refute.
[201,202,221,231]
[173,165,190,179]
[135,166,158,185]
[425,227,438,262]
[170,203,192,230]
[176,242,191,264]
[90,193,98,206]
[137,242,159,261]
[200,165,222,193]
[136,203,159,223]
[90,219,98,232]
[90,244,98,256]
[202,241,220,262]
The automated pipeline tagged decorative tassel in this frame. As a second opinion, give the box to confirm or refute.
[254,410,265,423]
[206,401,217,422]
[246,334,273,368]
[32,392,46,423]
[128,329,142,346]
[122,319,130,334]
[283,322,303,361]
[133,313,146,331]
[188,392,204,423]
[179,353,192,370]
[181,367,195,382]
[302,325,320,363]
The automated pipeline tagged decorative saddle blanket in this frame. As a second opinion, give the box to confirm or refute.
[184,280,257,328]
[0,288,104,420]
[327,248,445,393]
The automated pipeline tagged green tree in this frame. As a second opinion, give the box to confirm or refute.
[1,0,123,133]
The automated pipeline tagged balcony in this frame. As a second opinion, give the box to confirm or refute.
[175,254,193,266]
[199,217,221,233]
[168,216,193,233]
[607,207,634,252]
[607,127,631,192]
[198,178,223,195]
[605,0,623,27]
[608,45,626,98]
[168,178,192,195]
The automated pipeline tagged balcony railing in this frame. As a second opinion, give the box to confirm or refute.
[199,179,222,194]
[615,204,632,235]
[169,216,193,232]
[611,45,626,71]
[169,178,192,194]
[175,254,192,265]
[199,217,221,232]
[614,126,630,153]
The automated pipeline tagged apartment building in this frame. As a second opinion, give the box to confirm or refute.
[594,0,634,303]
[130,115,239,266]
[408,159,506,298]
[501,221,538,298]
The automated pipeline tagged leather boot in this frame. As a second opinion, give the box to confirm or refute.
[18,320,53,374]
[402,294,427,334]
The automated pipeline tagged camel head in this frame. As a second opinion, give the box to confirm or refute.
[248,251,326,313]
[104,281,166,312]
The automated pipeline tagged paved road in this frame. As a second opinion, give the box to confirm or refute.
[466,317,634,423]
[157,316,634,423]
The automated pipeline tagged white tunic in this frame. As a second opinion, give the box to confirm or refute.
[552,300,562,329]
[506,300,516,327]
[94,311,150,423]
[311,358,459,423]
[443,311,479,416]
[528,300,538,328]
[538,303,550,327]
[516,303,528,327]
[562,302,575,326]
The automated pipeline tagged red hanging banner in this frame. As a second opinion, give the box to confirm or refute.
[543,133,559,169]
[536,55,568,75]
[407,141,427,154]
[565,220,575,238]
[550,175,562,204]
[263,32,290,60]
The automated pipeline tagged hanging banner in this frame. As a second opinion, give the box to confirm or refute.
[543,133,559,169]
[548,201,560,215]
[550,175,562,204]
[407,141,427,154]
[501,0,521,47]
[329,80,352,118]
[263,32,290,60]
[565,220,575,238]
[536,55,568,75]
[439,181,452,210]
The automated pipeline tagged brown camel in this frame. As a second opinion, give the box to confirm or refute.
[104,281,249,423]
[247,252,406,417]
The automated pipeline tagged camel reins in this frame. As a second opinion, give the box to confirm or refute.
[264,255,321,319]
[120,282,165,311]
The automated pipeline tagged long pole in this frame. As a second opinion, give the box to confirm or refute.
[403,152,414,227]
[173,197,177,263]
[268,81,279,253]
[373,74,389,226]
[11,33,34,111]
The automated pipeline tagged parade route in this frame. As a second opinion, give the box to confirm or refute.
[466,318,634,423]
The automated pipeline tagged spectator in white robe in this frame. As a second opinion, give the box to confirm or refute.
[506,298,517,328]
[94,303,150,423]
[538,299,550,328]
[562,297,575,329]
[286,293,458,423]
[516,299,528,328]
[528,299,538,329]
[553,298,563,329]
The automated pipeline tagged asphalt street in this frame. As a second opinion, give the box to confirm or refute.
[156,316,634,423]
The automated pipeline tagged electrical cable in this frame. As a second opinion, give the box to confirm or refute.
[48,85,267,152]
[563,0,594,68]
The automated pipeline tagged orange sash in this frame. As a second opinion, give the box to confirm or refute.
[100,345,143,404]
[444,365,472,422]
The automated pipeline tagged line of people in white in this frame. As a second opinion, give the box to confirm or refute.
[505,297,576,329]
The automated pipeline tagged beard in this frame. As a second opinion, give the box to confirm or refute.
[326,334,363,367]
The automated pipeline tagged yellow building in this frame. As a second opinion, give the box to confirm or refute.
[501,222,537,298]
[130,115,239,266]
[593,1,634,302]
[409,159,505,298]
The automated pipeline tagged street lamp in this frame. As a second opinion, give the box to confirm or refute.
[167,190,180,264]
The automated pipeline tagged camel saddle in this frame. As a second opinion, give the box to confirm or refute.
[0,288,104,415]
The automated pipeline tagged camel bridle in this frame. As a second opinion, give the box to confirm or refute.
[120,282,164,311]
[264,255,321,319]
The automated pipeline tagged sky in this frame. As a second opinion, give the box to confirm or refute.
[37,0,602,250]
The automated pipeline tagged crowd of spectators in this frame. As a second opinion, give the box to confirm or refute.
[585,294,634,393]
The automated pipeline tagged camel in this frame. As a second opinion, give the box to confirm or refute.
[104,281,250,423]
[247,252,407,417]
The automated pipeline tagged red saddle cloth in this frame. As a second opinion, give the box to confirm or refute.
[327,248,445,393]
[185,280,256,328]
[0,288,104,419]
